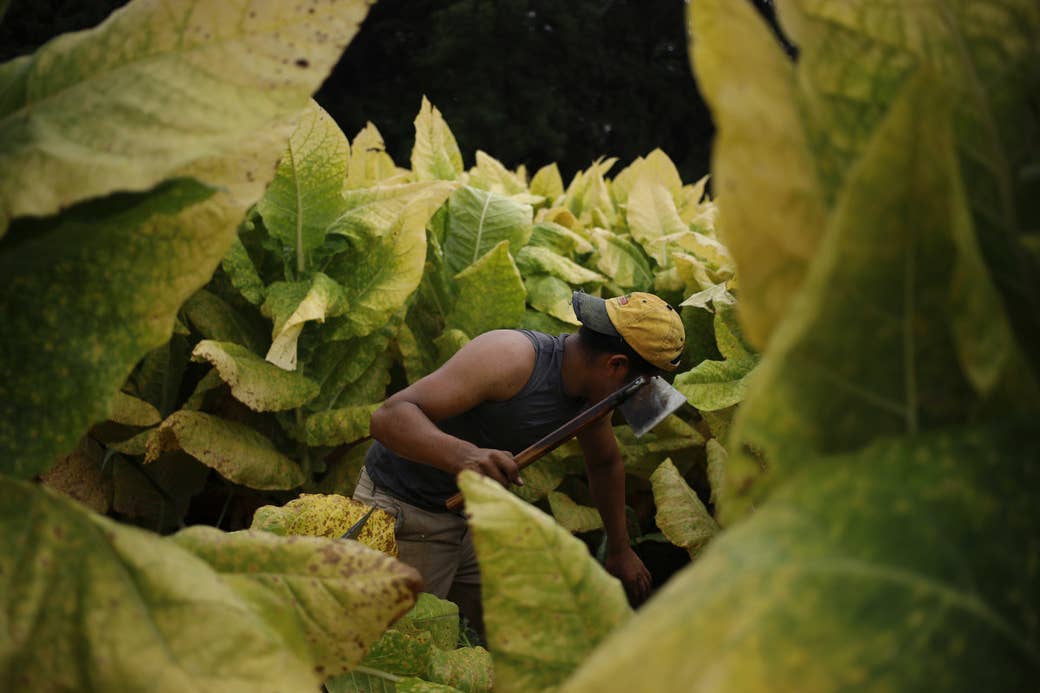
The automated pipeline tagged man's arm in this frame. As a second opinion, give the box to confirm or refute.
[369,330,535,486]
[578,417,652,603]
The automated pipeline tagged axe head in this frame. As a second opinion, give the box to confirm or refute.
[618,376,687,437]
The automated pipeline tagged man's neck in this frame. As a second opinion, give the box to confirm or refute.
[560,333,591,400]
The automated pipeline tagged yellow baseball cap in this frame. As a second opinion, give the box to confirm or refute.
[572,291,686,371]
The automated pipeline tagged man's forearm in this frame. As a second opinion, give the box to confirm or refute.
[586,457,632,553]
[370,400,476,473]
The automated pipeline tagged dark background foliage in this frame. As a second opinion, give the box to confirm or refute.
[0,0,790,182]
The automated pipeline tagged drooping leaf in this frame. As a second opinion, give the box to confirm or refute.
[316,440,372,498]
[650,458,718,559]
[107,390,161,427]
[614,416,705,479]
[524,274,580,325]
[172,525,422,680]
[562,425,1040,692]
[181,288,264,351]
[675,356,758,412]
[512,454,568,503]
[250,492,398,556]
[325,182,454,340]
[39,437,112,514]
[688,0,827,349]
[443,186,533,274]
[192,339,319,411]
[427,646,494,693]
[0,0,371,234]
[307,327,395,412]
[257,100,351,272]
[527,221,594,258]
[446,240,526,336]
[679,282,735,311]
[395,593,461,651]
[547,491,603,533]
[146,410,304,490]
[0,477,357,690]
[361,629,437,678]
[305,403,380,447]
[458,471,631,693]
[262,272,350,370]
[589,229,654,291]
[515,245,606,286]
[412,96,464,182]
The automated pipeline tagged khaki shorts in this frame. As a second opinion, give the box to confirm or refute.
[353,468,481,599]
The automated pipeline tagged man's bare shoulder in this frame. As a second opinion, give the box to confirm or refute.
[448,330,536,400]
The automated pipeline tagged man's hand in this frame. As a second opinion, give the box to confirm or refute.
[456,447,523,488]
[605,545,652,605]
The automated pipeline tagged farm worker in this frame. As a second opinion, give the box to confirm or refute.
[353,290,686,637]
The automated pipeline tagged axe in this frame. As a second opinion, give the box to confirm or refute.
[445,375,687,510]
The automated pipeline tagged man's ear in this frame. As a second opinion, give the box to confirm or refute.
[606,354,630,378]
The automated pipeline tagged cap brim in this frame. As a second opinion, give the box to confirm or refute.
[572,292,621,337]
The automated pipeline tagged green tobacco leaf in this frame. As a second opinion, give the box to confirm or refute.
[675,356,758,412]
[328,671,464,692]
[346,122,404,190]
[713,302,753,361]
[316,440,372,498]
[529,163,564,200]
[626,179,689,262]
[325,182,454,340]
[590,229,654,291]
[307,327,395,412]
[458,471,631,693]
[469,150,527,196]
[443,186,533,274]
[705,438,727,512]
[396,593,461,651]
[193,340,319,411]
[107,390,161,427]
[0,477,348,690]
[305,403,380,447]
[727,74,1030,519]
[0,0,370,234]
[518,308,575,337]
[650,459,718,559]
[547,491,603,533]
[412,97,464,182]
[434,329,471,366]
[512,454,568,503]
[262,272,350,371]
[688,0,827,349]
[679,282,735,311]
[615,415,705,479]
[362,629,437,678]
[172,525,422,680]
[257,100,350,272]
[146,410,304,490]
[428,647,494,692]
[528,221,593,258]
[222,235,267,305]
[182,288,264,351]
[524,274,580,325]
[562,425,1040,692]
[0,117,292,479]
[515,245,606,286]
[447,241,526,336]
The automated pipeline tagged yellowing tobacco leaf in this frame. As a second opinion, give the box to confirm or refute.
[252,492,398,556]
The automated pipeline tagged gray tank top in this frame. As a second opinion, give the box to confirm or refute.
[365,330,586,511]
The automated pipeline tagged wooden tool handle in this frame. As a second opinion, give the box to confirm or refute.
[444,376,647,511]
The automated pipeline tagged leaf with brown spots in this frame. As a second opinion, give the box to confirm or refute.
[172,526,423,680]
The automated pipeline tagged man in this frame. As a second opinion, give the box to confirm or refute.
[354,290,686,637]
